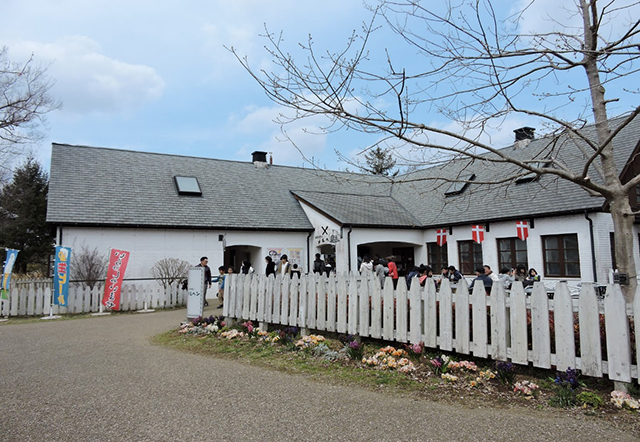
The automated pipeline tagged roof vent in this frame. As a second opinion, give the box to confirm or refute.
[252,151,269,168]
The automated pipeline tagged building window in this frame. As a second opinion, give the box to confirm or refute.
[542,234,580,277]
[427,242,448,271]
[497,237,528,270]
[174,176,202,195]
[458,240,483,275]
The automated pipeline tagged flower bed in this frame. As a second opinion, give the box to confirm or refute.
[174,316,640,418]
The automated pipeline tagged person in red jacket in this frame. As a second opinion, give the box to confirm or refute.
[386,256,399,289]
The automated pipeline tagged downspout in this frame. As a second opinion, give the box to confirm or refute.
[347,226,353,273]
[584,211,597,283]
[306,230,313,273]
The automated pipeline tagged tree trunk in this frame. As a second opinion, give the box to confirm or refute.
[580,0,637,302]
[610,196,638,303]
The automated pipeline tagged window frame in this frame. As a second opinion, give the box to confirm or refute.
[542,233,581,278]
[496,237,528,271]
[427,242,448,272]
[457,240,483,275]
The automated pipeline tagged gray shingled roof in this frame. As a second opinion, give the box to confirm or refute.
[46,145,391,230]
[391,114,640,226]
[292,191,421,227]
[47,114,640,230]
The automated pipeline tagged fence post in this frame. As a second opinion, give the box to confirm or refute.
[553,281,576,371]
[454,278,470,354]
[604,284,632,383]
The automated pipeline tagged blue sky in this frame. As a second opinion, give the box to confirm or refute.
[2,0,639,173]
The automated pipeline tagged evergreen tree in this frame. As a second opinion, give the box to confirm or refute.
[0,157,52,273]
[360,147,397,176]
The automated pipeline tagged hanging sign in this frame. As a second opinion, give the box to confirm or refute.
[53,246,72,306]
[102,249,130,310]
[1,249,19,300]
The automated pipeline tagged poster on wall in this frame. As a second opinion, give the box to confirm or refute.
[267,248,304,271]
[1,249,19,300]
[102,249,130,310]
[53,246,72,306]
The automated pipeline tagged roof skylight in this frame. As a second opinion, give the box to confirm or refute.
[444,173,475,196]
[174,176,202,195]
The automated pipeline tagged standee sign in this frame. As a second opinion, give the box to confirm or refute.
[102,249,130,310]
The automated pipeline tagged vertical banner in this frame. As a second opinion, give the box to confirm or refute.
[471,225,485,244]
[436,229,447,246]
[53,246,72,306]
[102,249,130,310]
[1,249,19,300]
[516,220,529,241]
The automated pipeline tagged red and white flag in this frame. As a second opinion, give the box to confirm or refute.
[516,220,529,241]
[102,249,130,311]
[471,225,485,244]
[436,229,447,246]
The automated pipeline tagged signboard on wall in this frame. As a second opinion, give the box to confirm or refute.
[186,266,205,319]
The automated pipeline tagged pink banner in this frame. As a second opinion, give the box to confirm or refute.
[102,249,130,310]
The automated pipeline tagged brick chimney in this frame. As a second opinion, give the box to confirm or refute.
[252,151,269,168]
[513,127,535,148]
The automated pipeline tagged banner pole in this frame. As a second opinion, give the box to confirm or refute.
[91,300,110,316]
[0,299,7,322]
[41,302,61,320]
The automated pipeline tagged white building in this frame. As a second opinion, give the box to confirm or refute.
[46,115,640,286]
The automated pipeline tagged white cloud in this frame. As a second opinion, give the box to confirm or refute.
[232,103,330,166]
[10,36,165,117]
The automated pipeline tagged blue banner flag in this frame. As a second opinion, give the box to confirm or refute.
[53,246,72,306]
[1,249,19,300]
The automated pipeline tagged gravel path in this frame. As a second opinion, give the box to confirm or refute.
[0,309,637,441]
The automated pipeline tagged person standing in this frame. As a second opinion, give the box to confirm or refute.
[359,255,373,274]
[240,259,254,274]
[374,259,388,289]
[313,253,325,274]
[277,254,292,276]
[214,265,226,309]
[387,256,399,289]
[195,257,212,307]
[265,256,276,277]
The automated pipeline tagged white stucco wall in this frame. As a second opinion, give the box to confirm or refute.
[59,226,309,279]
[421,213,627,284]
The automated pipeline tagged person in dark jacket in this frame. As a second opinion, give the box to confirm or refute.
[196,256,212,307]
[265,256,276,277]
[313,253,325,274]
[447,265,463,283]
[470,266,493,294]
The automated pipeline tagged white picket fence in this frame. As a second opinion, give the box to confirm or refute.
[223,273,640,383]
[0,279,187,316]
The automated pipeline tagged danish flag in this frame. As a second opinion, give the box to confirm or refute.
[436,229,447,246]
[516,220,529,241]
[471,225,485,244]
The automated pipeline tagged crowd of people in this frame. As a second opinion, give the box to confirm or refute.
[196,253,542,308]
[357,255,542,294]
